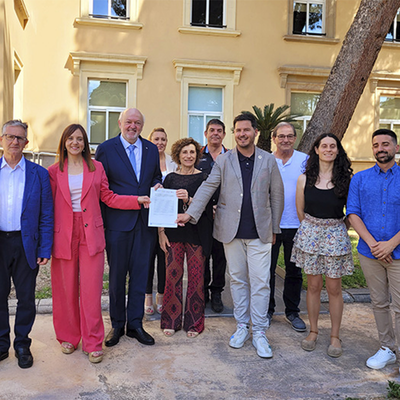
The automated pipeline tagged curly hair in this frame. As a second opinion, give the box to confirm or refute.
[170,137,203,166]
[305,133,353,199]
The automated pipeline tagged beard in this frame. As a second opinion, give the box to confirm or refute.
[375,151,395,164]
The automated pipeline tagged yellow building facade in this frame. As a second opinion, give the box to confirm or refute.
[2,0,400,171]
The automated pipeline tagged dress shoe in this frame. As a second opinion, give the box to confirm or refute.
[126,327,155,345]
[15,347,33,369]
[105,327,124,347]
[0,350,9,362]
[211,292,224,313]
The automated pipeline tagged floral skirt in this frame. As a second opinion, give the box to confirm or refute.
[290,214,354,278]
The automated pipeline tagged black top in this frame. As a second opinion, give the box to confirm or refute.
[235,151,258,239]
[163,172,213,256]
[304,184,345,219]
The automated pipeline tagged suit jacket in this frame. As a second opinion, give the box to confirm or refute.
[95,134,162,231]
[0,157,54,269]
[49,159,141,259]
[187,147,284,244]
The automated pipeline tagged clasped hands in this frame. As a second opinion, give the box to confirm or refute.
[370,240,395,264]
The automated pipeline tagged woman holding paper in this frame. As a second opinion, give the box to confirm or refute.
[159,137,213,338]
[145,128,177,315]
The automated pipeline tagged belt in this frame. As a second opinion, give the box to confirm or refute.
[0,230,22,238]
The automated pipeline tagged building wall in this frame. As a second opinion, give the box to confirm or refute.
[1,0,400,170]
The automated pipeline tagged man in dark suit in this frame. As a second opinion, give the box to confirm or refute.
[0,120,53,368]
[96,108,162,347]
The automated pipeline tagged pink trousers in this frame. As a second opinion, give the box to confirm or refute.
[51,213,104,352]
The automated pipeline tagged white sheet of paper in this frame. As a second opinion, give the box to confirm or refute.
[148,187,178,228]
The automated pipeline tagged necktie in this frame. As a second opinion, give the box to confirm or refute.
[129,144,137,177]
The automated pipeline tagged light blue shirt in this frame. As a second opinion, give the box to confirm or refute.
[0,156,26,231]
[120,134,142,181]
[274,150,308,229]
[347,163,400,259]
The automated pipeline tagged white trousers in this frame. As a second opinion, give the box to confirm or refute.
[224,238,272,333]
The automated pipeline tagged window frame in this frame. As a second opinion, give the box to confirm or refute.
[76,0,142,29]
[87,79,128,144]
[190,0,226,29]
[385,8,400,43]
[179,0,240,37]
[89,0,129,20]
[285,0,338,44]
[188,86,224,145]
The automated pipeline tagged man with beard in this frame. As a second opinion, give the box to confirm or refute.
[347,129,400,371]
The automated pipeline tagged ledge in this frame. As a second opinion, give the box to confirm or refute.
[283,34,340,45]
[178,26,241,37]
[383,41,400,50]
[74,17,143,30]
[14,0,29,29]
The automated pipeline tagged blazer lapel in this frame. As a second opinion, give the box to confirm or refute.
[114,135,137,181]
[81,161,94,201]
[22,159,36,213]
[140,136,148,184]
[229,148,243,191]
[251,147,264,190]
[58,159,73,208]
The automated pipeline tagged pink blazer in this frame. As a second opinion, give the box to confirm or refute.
[48,159,140,260]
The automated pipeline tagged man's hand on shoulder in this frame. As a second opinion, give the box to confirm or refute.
[176,213,191,226]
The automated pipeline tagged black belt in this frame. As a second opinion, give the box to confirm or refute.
[0,230,22,237]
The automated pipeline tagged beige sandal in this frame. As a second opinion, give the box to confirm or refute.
[83,350,103,363]
[301,330,318,352]
[187,331,199,338]
[144,294,155,315]
[61,342,75,354]
[327,335,342,358]
[156,293,163,314]
[163,329,175,337]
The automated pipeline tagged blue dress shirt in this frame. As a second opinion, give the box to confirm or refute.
[346,163,400,259]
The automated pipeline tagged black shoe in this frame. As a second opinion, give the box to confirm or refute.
[211,292,224,313]
[0,350,9,362]
[285,314,307,332]
[105,327,125,347]
[15,347,33,369]
[126,327,155,346]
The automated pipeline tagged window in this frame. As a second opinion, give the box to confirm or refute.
[76,0,141,29]
[173,58,243,148]
[379,96,400,149]
[90,0,128,20]
[386,9,400,42]
[179,0,239,37]
[188,87,223,144]
[88,80,127,144]
[291,92,320,147]
[293,1,325,35]
[191,0,224,28]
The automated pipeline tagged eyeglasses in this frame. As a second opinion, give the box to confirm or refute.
[2,134,28,143]
[276,134,296,141]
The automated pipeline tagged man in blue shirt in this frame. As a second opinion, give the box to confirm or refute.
[347,129,400,371]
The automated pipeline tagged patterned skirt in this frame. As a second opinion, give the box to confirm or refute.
[290,213,354,278]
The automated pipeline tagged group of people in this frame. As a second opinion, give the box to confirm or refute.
[0,108,400,372]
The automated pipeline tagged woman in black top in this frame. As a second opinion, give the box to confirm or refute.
[291,133,353,357]
[159,138,213,338]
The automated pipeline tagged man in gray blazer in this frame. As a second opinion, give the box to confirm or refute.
[177,113,284,359]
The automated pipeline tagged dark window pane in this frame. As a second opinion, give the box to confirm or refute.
[293,3,306,34]
[386,22,395,41]
[209,0,223,27]
[192,0,206,25]
[308,4,323,34]
[111,0,126,18]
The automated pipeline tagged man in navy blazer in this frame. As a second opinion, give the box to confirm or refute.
[96,108,162,347]
[0,120,53,368]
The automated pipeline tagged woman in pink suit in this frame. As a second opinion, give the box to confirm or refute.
[49,124,150,363]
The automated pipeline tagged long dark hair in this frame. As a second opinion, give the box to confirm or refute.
[305,133,353,198]
[57,124,95,172]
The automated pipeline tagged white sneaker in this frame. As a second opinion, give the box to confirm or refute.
[252,332,273,359]
[229,324,250,348]
[366,347,396,369]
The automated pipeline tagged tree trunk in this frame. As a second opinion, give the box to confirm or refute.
[257,132,271,153]
[298,0,400,153]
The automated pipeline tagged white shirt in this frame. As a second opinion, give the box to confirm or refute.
[0,156,26,231]
[120,135,142,180]
[274,150,308,229]
[68,173,83,212]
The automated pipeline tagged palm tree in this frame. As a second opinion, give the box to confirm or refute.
[241,104,302,153]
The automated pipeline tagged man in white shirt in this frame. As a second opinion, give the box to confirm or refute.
[269,122,307,332]
[0,120,53,368]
